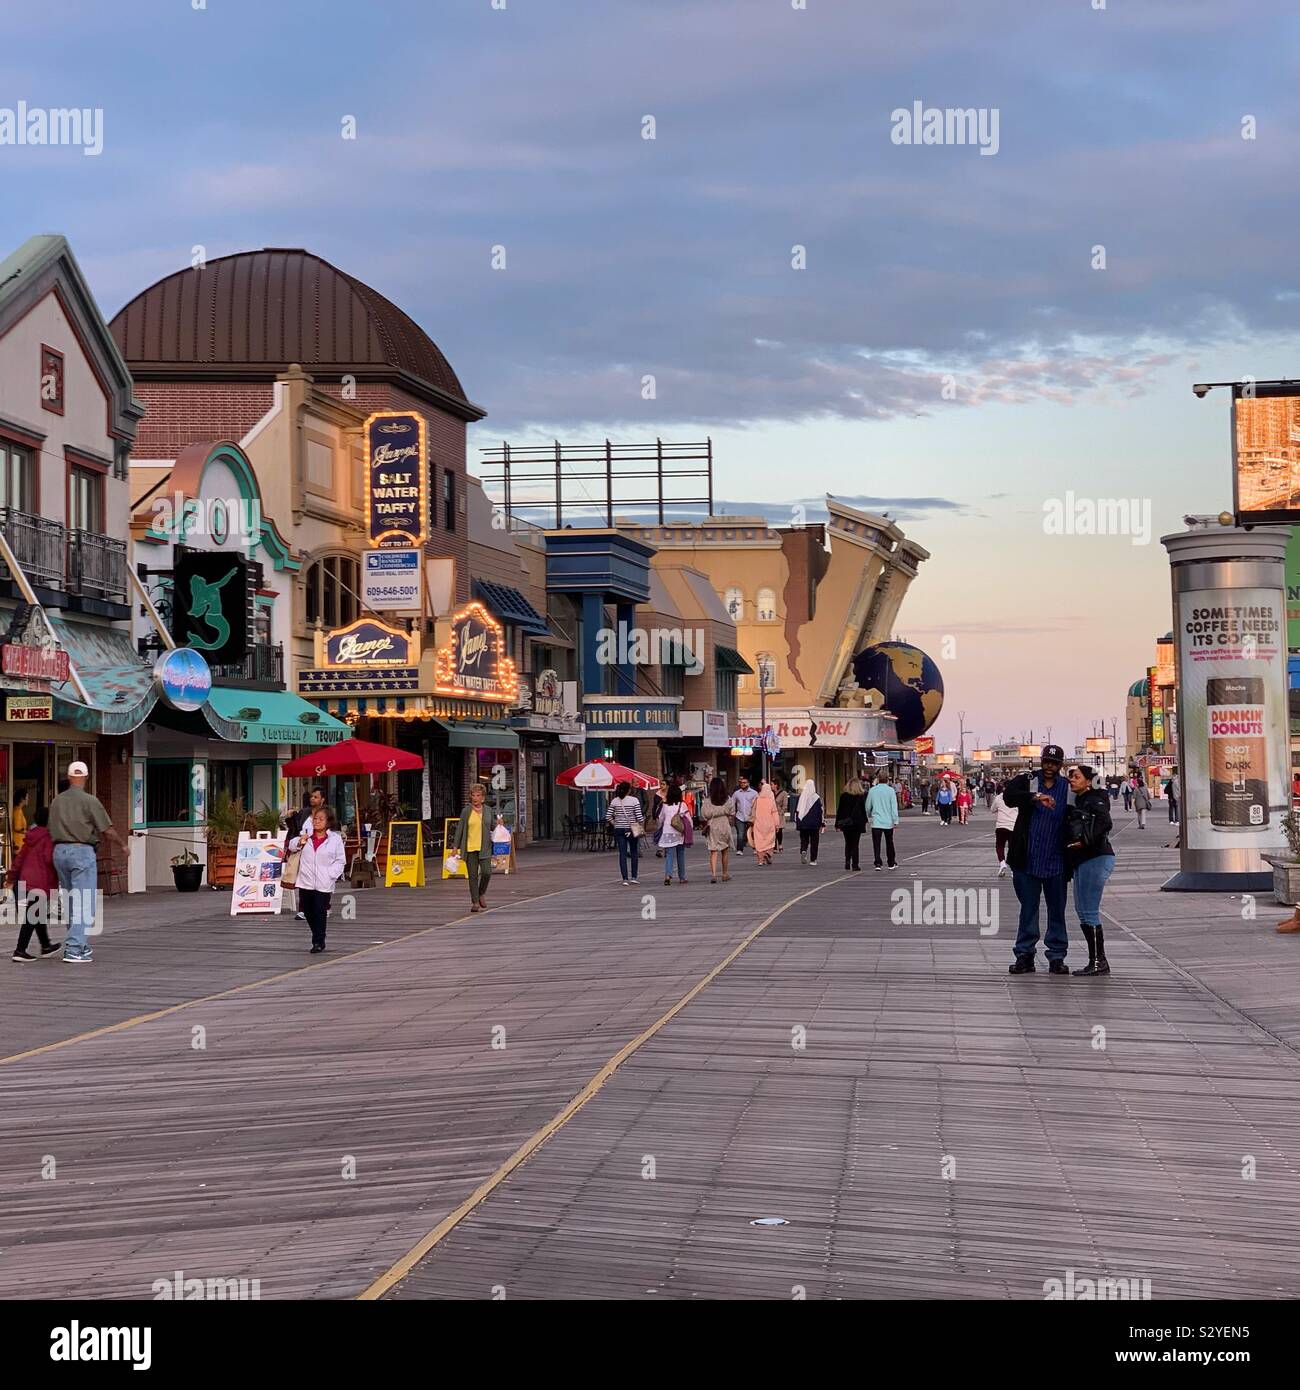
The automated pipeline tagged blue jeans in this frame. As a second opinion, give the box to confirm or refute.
[1071,854,1115,925]
[1011,868,1068,962]
[54,842,99,958]
[615,828,640,881]
[663,844,686,881]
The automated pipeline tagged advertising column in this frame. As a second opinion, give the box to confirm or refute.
[1161,524,1291,891]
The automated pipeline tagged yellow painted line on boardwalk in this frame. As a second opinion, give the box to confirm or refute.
[357,870,853,1299]
[0,884,580,1070]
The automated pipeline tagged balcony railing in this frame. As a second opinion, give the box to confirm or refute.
[67,528,128,603]
[0,508,129,604]
[211,643,285,686]
[0,507,66,589]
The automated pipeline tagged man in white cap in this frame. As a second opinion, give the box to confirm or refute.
[48,761,125,963]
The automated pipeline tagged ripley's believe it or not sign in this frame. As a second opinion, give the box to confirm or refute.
[435,602,518,703]
[366,411,428,548]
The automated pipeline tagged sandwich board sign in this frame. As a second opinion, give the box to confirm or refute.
[384,821,425,887]
[231,831,287,916]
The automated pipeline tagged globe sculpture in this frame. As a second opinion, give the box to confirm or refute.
[851,641,945,743]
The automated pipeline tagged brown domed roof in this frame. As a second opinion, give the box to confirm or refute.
[110,247,483,420]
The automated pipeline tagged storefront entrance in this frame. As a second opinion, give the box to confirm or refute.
[0,737,97,873]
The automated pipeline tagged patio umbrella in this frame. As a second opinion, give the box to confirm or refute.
[556,757,660,791]
[280,737,424,778]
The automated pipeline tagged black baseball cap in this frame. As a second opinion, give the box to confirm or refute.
[1041,744,1065,763]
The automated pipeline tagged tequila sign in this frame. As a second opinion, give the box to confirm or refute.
[434,601,517,703]
[366,411,427,547]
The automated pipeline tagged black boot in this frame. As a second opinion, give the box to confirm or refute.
[1072,924,1096,975]
[1074,924,1110,976]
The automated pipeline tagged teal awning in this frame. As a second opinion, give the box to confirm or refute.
[715,646,753,674]
[47,614,159,735]
[203,686,350,746]
[434,719,519,751]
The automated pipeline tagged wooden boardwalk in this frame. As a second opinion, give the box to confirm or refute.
[4,811,1300,1299]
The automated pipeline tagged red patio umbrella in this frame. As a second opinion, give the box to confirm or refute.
[556,757,660,791]
[280,737,424,778]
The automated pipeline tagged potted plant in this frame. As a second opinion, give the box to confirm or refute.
[205,791,244,889]
[171,847,203,893]
[1262,810,1300,905]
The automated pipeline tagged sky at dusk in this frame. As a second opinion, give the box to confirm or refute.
[4,0,1298,752]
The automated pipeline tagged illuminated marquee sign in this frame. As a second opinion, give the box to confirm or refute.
[324,618,418,668]
[435,602,518,703]
[365,411,428,548]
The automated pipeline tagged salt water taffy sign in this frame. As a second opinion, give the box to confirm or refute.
[365,411,427,547]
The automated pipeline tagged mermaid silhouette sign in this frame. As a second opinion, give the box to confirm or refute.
[171,551,248,665]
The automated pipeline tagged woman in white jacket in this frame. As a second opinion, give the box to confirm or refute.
[992,786,1018,877]
[288,807,346,953]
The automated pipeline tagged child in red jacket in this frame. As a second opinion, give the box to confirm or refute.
[9,806,61,961]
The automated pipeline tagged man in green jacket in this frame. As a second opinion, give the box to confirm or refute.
[866,770,900,870]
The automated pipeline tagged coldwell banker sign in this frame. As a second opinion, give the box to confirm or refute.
[366,411,427,548]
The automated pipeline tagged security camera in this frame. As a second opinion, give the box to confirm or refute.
[1192,384,1211,398]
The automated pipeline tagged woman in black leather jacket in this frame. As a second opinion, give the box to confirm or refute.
[1065,764,1115,976]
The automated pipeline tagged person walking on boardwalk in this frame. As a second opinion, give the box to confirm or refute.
[453,783,496,912]
[772,776,789,852]
[934,777,955,826]
[1122,779,1133,812]
[1065,764,1115,976]
[731,773,758,856]
[866,770,899,871]
[49,760,125,965]
[605,780,644,886]
[957,784,973,825]
[287,806,346,953]
[919,779,932,816]
[984,781,996,811]
[795,778,824,864]
[835,777,868,871]
[284,785,326,920]
[657,784,691,884]
[751,781,782,865]
[1166,770,1180,825]
[1132,776,1152,829]
[698,776,735,883]
[8,806,60,961]
[1003,744,1073,976]
[992,783,1018,877]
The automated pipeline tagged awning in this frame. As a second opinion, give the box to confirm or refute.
[473,580,549,637]
[715,646,754,674]
[47,614,159,735]
[434,718,519,751]
[202,686,350,746]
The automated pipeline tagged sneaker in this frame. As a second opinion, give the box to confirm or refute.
[996,862,1008,877]
[295,911,306,921]
[889,863,898,871]
[63,952,92,964]
[12,951,35,962]
[800,851,808,863]
[874,865,882,872]
[40,941,61,956]
[310,944,325,954]
[664,876,672,886]
[621,879,631,886]
[630,878,639,884]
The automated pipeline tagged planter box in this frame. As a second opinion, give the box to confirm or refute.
[207,844,237,890]
[1261,854,1300,905]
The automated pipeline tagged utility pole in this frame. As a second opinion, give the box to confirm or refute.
[759,661,769,784]
[958,711,968,769]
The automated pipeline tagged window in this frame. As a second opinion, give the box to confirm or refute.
[0,441,35,511]
[210,759,250,809]
[40,345,64,415]
[724,586,744,622]
[756,587,777,622]
[146,761,192,826]
[305,555,360,628]
[69,465,103,531]
[715,669,738,711]
[660,663,684,698]
[756,653,777,691]
[443,468,456,532]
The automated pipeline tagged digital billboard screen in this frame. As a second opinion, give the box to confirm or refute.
[1233,390,1300,524]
